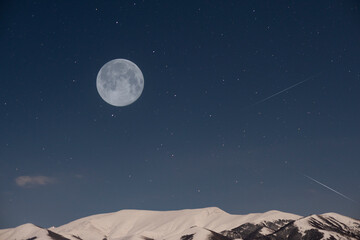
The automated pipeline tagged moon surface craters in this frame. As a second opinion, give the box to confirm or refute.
[96,59,144,107]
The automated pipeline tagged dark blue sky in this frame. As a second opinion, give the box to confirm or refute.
[1,0,360,228]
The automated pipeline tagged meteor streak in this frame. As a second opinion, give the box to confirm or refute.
[304,174,358,203]
[252,73,320,106]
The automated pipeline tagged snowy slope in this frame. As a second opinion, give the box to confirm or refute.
[293,213,360,240]
[252,212,360,240]
[52,207,300,240]
[1,207,359,240]
[0,223,49,240]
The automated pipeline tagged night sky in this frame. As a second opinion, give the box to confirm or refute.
[1,0,360,229]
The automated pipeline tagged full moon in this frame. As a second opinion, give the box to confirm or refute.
[96,59,144,107]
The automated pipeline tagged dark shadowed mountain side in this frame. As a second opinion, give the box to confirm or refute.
[1,208,359,240]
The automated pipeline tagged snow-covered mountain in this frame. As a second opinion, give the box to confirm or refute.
[1,207,359,240]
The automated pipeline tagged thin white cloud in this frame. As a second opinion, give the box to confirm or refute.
[15,175,55,187]
[74,174,84,179]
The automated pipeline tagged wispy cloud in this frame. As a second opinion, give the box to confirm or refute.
[74,174,84,179]
[15,175,55,188]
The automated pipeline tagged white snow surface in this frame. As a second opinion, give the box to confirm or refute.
[0,223,49,240]
[52,207,300,240]
[0,207,307,240]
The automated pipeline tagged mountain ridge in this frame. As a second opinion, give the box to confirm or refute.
[1,207,359,240]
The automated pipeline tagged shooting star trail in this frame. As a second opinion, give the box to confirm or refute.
[252,73,320,106]
[304,174,358,203]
